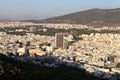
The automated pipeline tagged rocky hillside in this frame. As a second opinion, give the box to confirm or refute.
[0,54,105,80]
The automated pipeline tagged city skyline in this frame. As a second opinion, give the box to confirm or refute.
[0,0,120,20]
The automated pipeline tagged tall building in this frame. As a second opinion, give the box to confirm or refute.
[55,33,64,48]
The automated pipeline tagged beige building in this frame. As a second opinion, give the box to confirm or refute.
[29,27,37,33]
[29,48,45,56]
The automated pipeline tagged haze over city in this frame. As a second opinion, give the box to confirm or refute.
[0,0,120,20]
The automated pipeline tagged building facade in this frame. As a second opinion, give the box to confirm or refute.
[55,33,64,48]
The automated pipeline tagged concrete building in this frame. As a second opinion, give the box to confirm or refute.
[55,33,64,48]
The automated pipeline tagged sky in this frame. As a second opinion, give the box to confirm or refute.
[0,0,120,20]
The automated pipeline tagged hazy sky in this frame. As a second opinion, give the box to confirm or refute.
[0,0,120,20]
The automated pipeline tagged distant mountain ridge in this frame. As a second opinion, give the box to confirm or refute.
[0,19,12,22]
[24,8,120,27]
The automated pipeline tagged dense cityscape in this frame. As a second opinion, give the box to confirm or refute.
[0,22,120,79]
[1,0,120,80]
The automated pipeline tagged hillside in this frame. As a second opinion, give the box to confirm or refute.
[0,54,106,80]
[25,8,120,27]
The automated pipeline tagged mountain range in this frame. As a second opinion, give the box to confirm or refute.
[0,19,13,22]
[24,8,120,27]
[1,8,120,27]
